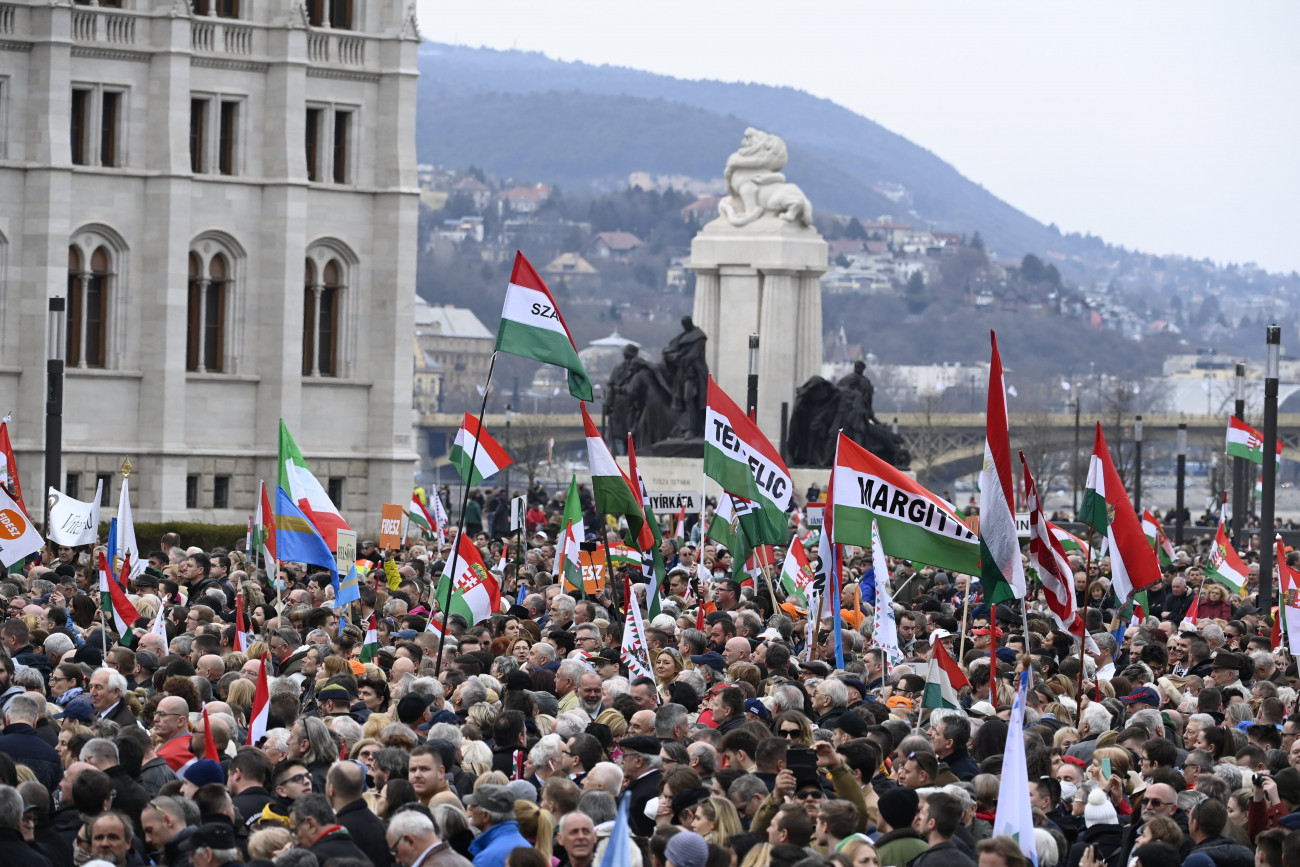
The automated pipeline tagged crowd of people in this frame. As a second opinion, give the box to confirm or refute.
[0,485,1297,867]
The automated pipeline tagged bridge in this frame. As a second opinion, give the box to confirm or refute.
[415,410,1300,482]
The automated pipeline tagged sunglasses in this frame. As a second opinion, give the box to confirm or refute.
[779,729,802,738]
[795,790,824,800]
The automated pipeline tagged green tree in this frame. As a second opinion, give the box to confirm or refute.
[905,270,927,314]
[1020,253,1045,284]
[969,231,985,251]
[845,217,869,240]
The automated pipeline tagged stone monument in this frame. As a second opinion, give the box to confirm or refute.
[688,128,828,441]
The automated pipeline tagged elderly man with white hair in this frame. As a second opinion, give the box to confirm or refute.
[581,761,623,794]
[89,667,137,727]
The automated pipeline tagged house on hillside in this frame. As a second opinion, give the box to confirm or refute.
[414,297,494,412]
[588,231,646,262]
[450,177,492,210]
[498,183,551,214]
[543,253,600,291]
[681,195,724,225]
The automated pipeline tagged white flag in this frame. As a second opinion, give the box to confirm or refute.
[620,588,654,681]
[0,485,44,567]
[870,519,904,667]
[992,671,1039,865]
[46,481,101,547]
[115,478,143,580]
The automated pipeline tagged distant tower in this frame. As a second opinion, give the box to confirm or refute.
[0,0,421,525]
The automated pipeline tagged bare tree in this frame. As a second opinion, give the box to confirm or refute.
[1014,407,1069,498]
[502,414,554,490]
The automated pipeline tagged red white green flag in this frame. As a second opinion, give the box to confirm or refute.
[1277,536,1300,656]
[581,403,653,551]
[831,432,980,576]
[494,251,593,401]
[98,551,137,645]
[450,414,513,486]
[1206,498,1247,593]
[922,633,969,710]
[1142,509,1175,567]
[430,532,501,628]
[556,474,586,594]
[1079,423,1160,601]
[247,652,270,745]
[779,537,817,606]
[702,376,792,545]
[1226,416,1281,469]
[979,332,1026,603]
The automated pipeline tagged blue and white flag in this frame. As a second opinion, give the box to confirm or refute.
[870,519,904,668]
[599,792,635,867]
[992,669,1038,866]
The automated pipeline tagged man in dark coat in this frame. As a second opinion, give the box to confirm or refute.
[327,762,391,867]
[0,694,63,792]
[290,794,368,864]
[620,736,663,838]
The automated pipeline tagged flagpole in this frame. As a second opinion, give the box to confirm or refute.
[1077,526,1094,702]
[957,583,972,662]
[808,591,826,662]
[601,526,618,617]
[755,543,780,614]
[435,350,499,679]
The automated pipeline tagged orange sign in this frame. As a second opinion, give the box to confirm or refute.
[379,503,404,549]
[562,548,608,595]
[0,509,26,539]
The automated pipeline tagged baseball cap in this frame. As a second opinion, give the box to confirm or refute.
[181,822,235,852]
[689,652,726,673]
[53,699,95,723]
[743,699,770,721]
[1120,686,1160,707]
[397,693,434,724]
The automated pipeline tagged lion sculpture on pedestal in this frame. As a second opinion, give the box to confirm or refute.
[718,128,814,228]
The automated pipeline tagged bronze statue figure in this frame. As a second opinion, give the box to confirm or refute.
[662,316,709,439]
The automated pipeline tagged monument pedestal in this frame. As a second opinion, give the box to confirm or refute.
[618,454,832,513]
[689,215,827,446]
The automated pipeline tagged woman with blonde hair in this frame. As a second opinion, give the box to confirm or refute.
[691,796,741,846]
[227,678,255,716]
[1199,582,1233,621]
[837,835,880,867]
[1052,727,1080,751]
[514,800,555,862]
[247,827,293,861]
[596,708,627,738]
[654,649,684,699]
[462,740,492,775]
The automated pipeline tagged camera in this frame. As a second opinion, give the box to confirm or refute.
[1255,774,1266,786]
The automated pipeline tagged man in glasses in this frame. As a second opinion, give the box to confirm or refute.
[152,696,193,772]
[1115,781,1181,867]
[386,807,471,867]
[273,760,313,814]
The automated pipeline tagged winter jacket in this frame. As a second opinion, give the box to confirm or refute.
[876,828,927,867]
[908,841,975,867]
[0,723,63,792]
[1064,823,1125,867]
[1183,835,1254,867]
[467,820,532,867]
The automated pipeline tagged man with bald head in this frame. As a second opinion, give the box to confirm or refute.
[197,655,225,689]
[1117,781,1181,867]
[723,637,751,666]
[328,761,391,867]
[628,710,656,737]
[190,712,229,760]
[153,695,193,771]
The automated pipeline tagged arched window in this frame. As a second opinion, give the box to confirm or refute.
[187,251,227,372]
[66,244,111,368]
[303,256,343,377]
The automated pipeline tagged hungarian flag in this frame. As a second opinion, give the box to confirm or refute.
[1079,423,1160,601]
[707,493,758,576]
[673,505,687,548]
[430,532,500,629]
[779,537,817,606]
[1048,521,1089,554]
[831,432,980,576]
[406,494,434,539]
[1021,452,1080,635]
[556,474,586,594]
[1180,594,1200,631]
[279,420,349,550]
[608,543,642,567]
[979,333,1026,604]
[1142,510,1175,566]
[0,416,24,516]
[201,708,219,761]
[98,551,137,645]
[253,480,276,570]
[1206,499,1248,593]
[247,653,270,746]
[1278,537,1300,656]
[1226,416,1282,469]
[580,403,652,551]
[922,634,969,710]
[494,251,593,401]
[627,437,667,618]
[702,377,792,544]
[360,614,379,663]
[450,414,512,486]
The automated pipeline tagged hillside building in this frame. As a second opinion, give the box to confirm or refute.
[413,298,493,413]
[0,1,420,527]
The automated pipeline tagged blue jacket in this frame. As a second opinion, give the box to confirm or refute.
[467,820,531,867]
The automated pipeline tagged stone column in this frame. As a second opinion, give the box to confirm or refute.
[757,270,799,436]
[795,273,824,385]
[715,265,760,401]
[691,268,720,376]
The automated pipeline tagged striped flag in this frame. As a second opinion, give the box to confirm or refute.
[979,332,1026,604]
[702,377,792,544]
[150,599,168,638]
[1226,415,1282,469]
[1080,424,1160,601]
[922,632,969,710]
[992,671,1039,866]
[1048,521,1089,554]
[581,403,652,551]
[1021,452,1080,635]
[360,614,379,663]
[450,414,513,486]
[1278,537,1300,657]
[557,474,586,594]
[778,537,816,606]
[1142,509,1175,566]
[98,551,137,645]
[253,480,276,571]
[627,436,667,618]
[430,532,501,629]
[494,251,593,401]
[620,579,653,681]
[406,494,434,539]
[334,564,361,607]
[113,479,143,582]
[234,592,248,652]
[1207,498,1248,593]
[279,420,349,550]
[274,486,336,570]
[1180,594,1201,631]
[0,416,25,516]
[247,653,270,746]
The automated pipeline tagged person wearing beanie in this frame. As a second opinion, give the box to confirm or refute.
[664,831,709,867]
[874,787,926,867]
[1064,787,1125,867]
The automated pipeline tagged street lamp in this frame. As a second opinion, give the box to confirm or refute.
[1175,422,1187,545]
[1072,396,1081,515]
[1233,362,1246,548]
[45,297,65,534]
[1133,415,1143,511]
[1260,325,1281,612]
[747,334,759,420]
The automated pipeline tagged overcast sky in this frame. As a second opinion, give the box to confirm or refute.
[419,1,1300,274]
